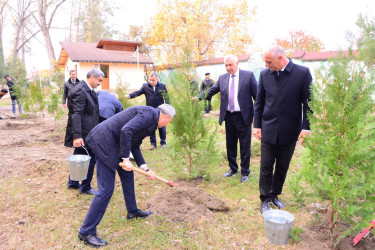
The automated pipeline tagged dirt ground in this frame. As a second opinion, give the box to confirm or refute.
[1,106,374,249]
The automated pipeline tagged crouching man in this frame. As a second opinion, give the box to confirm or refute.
[78,104,175,248]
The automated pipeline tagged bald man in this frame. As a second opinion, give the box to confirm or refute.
[254,45,312,213]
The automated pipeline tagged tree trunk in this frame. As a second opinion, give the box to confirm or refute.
[38,1,55,73]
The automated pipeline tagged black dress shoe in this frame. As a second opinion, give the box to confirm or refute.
[240,176,248,183]
[223,169,236,177]
[127,209,152,220]
[67,185,79,190]
[260,200,271,213]
[78,233,108,247]
[271,197,285,209]
[79,188,97,195]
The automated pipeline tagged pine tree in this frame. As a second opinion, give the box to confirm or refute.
[300,51,375,238]
[164,60,218,178]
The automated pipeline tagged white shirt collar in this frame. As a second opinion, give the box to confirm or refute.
[85,81,93,91]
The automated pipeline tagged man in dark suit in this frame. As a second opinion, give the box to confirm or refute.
[78,104,175,248]
[64,68,103,194]
[126,72,170,150]
[97,91,123,122]
[254,45,312,213]
[62,70,80,109]
[200,72,214,113]
[194,55,258,183]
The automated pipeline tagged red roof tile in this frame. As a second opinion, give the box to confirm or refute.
[291,50,357,61]
[290,50,305,58]
[59,41,153,65]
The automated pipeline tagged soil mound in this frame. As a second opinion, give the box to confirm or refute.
[147,179,229,222]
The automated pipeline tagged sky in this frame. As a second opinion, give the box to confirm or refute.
[3,0,375,71]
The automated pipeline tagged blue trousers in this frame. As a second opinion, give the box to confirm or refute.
[11,99,22,114]
[150,126,166,146]
[68,147,96,192]
[79,157,137,235]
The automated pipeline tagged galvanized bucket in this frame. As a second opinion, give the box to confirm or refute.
[67,147,90,181]
[263,209,295,245]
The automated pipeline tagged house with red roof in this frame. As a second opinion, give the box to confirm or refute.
[57,39,153,89]
[290,50,357,76]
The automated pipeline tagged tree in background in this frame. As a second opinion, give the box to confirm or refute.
[76,0,115,42]
[7,0,39,65]
[33,0,67,73]
[121,25,152,62]
[276,30,324,57]
[146,0,255,66]
[0,0,8,66]
[356,14,375,66]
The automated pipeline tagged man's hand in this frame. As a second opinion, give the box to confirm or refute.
[73,138,84,147]
[146,170,156,180]
[125,94,130,99]
[253,128,262,141]
[121,158,133,171]
[298,130,310,145]
[62,103,67,108]
[191,96,197,101]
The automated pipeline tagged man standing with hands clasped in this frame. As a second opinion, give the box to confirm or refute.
[193,55,258,183]
[253,45,312,213]
[64,68,103,194]
[62,70,80,109]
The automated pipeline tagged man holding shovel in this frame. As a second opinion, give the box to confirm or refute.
[78,104,176,248]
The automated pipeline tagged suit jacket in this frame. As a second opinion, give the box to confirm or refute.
[129,82,169,108]
[62,77,80,105]
[97,91,123,119]
[203,69,258,126]
[254,59,312,145]
[85,106,159,171]
[64,81,99,148]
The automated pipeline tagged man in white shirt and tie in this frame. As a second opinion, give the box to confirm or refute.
[194,55,258,183]
[62,70,80,109]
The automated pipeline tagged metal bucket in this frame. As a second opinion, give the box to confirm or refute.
[67,147,90,181]
[263,209,295,245]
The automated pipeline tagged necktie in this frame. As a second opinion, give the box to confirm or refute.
[92,89,98,101]
[228,75,235,112]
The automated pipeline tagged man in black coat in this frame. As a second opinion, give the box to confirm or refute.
[64,68,103,194]
[200,72,214,113]
[62,70,80,109]
[78,104,175,248]
[4,74,22,116]
[194,55,258,183]
[254,45,312,213]
[126,71,170,150]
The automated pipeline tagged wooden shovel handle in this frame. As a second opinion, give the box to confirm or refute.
[119,162,169,184]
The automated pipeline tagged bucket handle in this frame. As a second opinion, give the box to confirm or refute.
[74,146,89,156]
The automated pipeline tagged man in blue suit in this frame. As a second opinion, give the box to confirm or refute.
[126,72,170,150]
[254,45,312,213]
[194,55,258,183]
[78,104,175,248]
[97,91,123,122]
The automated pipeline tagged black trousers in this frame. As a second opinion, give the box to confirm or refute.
[224,111,251,176]
[259,140,296,201]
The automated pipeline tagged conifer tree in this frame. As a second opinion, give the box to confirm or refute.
[164,61,218,178]
[300,51,375,238]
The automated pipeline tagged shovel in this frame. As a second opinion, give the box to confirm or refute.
[353,220,375,246]
[119,162,179,187]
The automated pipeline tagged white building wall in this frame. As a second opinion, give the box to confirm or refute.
[63,58,146,90]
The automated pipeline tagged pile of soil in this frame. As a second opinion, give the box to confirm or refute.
[147,179,229,222]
